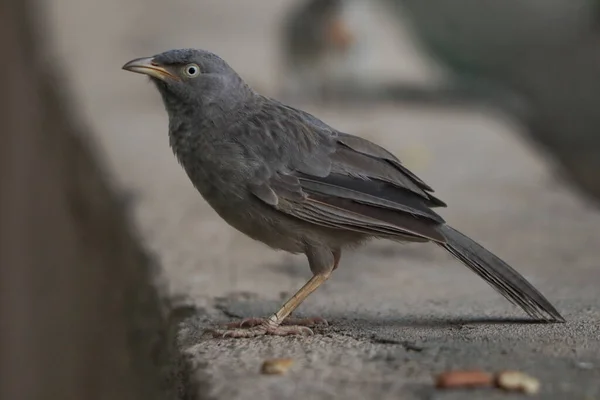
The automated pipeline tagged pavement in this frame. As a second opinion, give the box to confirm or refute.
[45,0,600,398]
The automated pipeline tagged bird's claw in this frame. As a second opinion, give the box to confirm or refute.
[226,316,328,329]
[211,324,314,338]
[207,316,328,338]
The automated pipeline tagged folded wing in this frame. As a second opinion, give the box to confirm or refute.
[249,131,446,242]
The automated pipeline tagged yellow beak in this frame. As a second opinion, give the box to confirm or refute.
[122,57,178,81]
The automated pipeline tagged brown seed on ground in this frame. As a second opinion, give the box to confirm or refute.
[260,358,294,375]
[496,370,540,395]
[435,370,494,389]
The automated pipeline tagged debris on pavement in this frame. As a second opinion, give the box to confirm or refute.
[435,369,541,395]
[575,361,594,370]
[495,370,541,395]
[435,370,494,389]
[260,358,294,375]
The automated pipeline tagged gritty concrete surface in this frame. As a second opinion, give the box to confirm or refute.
[45,0,600,398]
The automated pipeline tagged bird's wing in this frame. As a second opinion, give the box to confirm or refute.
[333,132,446,207]
[248,129,446,242]
[246,112,564,322]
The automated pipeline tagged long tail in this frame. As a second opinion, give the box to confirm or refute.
[437,225,565,322]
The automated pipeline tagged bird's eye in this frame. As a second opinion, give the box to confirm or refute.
[183,63,200,78]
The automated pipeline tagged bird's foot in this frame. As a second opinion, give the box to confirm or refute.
[226,316,328,329]
[209,316,327,338]
[212,324,313,338]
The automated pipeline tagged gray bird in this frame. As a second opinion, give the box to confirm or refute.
[122,49,564,338]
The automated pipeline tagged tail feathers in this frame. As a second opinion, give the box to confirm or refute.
[438,225,565,323]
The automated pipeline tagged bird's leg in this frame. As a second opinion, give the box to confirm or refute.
[270,273,330,324]
[212,248,340,338]
[332,248,341,270]
[215,273,330,338]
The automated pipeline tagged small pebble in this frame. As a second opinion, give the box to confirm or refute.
[260,358,294,375]
[495,370,540,395]
[575,361,594,370]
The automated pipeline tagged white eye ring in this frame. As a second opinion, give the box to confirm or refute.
[183,63,200,78]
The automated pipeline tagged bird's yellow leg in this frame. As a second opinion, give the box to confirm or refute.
[268,272,331,326]
[209,250,340,338]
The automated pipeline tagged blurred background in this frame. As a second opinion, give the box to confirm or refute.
[42,0,600,298]
[2,0,600,399]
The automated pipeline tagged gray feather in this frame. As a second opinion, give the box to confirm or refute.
[437,225,565,322]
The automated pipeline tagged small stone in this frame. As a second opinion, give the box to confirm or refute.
[260,358,294,375]
[575,361,594,370]
[495,370,540,395]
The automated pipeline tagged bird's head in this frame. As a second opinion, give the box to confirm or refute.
[122,48,251,109]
